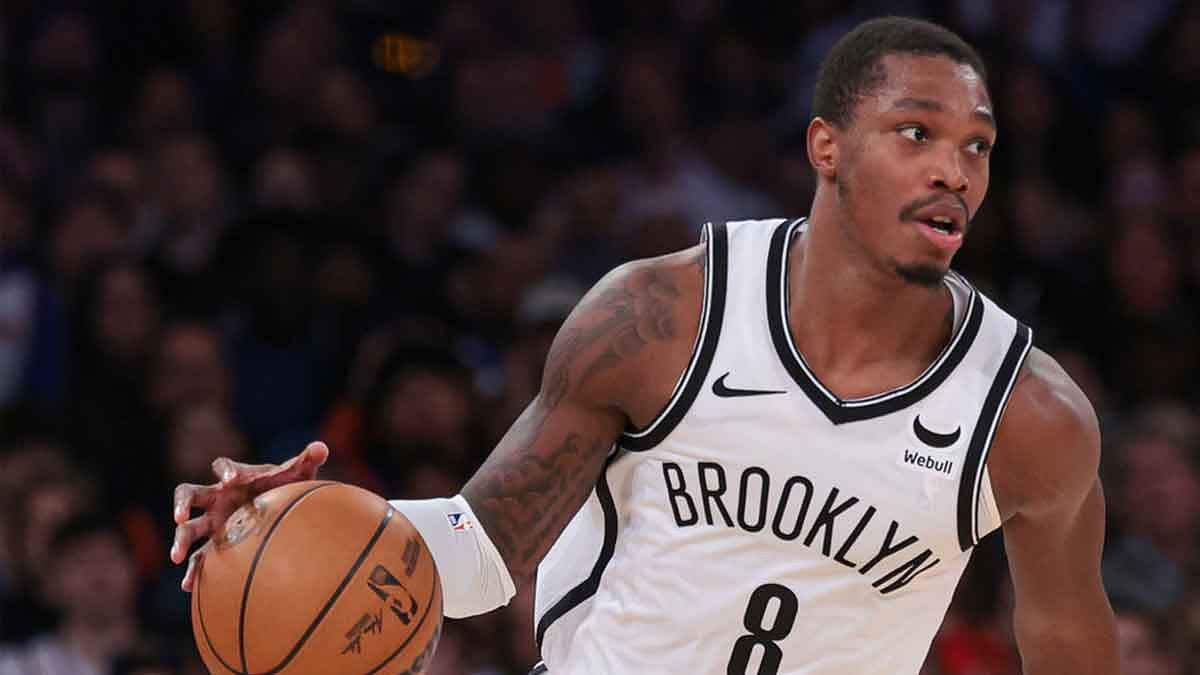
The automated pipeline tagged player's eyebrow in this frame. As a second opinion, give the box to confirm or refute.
[891,97,996,130]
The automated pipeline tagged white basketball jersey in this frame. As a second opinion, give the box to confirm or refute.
[532,218,1032,675]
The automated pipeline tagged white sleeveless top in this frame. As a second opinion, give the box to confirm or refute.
[532,218,1032,675]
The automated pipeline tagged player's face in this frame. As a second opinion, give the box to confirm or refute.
[834,54,995,286]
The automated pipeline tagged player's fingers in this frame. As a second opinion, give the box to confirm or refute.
[274,441,329,476]
[299,441,329,471]
[182,547,206,592]
[171,515,214,565]
[210,440,328,489]
[173,483,218,524]
[247,442,330,493]
[282,441,329,480]
[211,456,278,487]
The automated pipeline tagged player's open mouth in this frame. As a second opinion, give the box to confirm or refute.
[914,217,964,251]
[923,216,957,234]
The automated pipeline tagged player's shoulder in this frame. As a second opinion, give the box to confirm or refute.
[610,240,707,284]
[584,216,802,352]
[542,243,707,409]
[594,216,778,336]
[549,217,788,409]
[1008,347,1099,451]
[588,242,708,323]
[988,346,1101,519]
[607,215,789,280]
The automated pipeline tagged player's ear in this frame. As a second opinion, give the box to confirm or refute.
[807,117,839,179]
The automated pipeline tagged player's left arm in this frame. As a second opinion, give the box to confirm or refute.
[987,347,1118,674]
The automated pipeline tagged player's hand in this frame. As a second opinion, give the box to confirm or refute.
[170,441,329,592]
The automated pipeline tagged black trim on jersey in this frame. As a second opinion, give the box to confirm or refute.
[618,222,728,451]
[534,452,621,650]
[766,218,984,425]
[956,322,1033,551]
[528,663,549,674]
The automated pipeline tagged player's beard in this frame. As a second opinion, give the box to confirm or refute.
[893,261,946,288]
[836,175,946,289]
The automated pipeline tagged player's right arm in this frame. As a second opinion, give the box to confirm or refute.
[173,246,704,598]
[460,248,703,587]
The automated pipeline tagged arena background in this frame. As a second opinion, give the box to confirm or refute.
[0,1,1198,673]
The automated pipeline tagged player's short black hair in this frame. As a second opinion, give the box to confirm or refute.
[812,17,988,128]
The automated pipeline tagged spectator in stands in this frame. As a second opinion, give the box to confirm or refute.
[150,321,232,422]
[0,463,97,643]
[1107,417,1200,577]
[0,180,66,409]
[1113,605,1184,675]
[67,257,163,509]
[0,514,156,675]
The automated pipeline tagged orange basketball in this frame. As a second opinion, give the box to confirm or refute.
[191,481,443,674]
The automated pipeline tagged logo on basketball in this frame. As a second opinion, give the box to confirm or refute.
[367,564,420,624]
[402,536,421,576]
[341,564,423,656]
[341,610,384,655]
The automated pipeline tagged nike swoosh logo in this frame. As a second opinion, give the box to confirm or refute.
[712,372,787,398]
[913,416,961,448]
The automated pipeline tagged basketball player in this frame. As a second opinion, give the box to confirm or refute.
[171,17,1118,673]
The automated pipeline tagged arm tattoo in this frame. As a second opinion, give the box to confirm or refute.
[462,403,611,584]
[463,252,702,585]
[543,264,684,409]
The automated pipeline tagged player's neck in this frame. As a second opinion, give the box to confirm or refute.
[788,210,952,398]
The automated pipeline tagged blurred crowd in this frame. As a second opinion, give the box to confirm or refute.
[0,1,1197,673]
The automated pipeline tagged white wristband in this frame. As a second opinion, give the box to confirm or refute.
[387,495,516,618]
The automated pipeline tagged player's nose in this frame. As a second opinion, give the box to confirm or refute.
[927,147,968,193]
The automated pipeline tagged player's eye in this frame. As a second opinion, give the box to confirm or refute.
[898,125,928,143]
[966,139,993,157]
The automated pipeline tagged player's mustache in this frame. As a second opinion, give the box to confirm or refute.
[898,193,970,229]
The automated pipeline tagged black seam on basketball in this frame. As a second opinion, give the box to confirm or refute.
[956,323,1032,551]
[196,583,243,674]
[201,483,333,674]
[620,221,728,451]
[366,558,442,674]
[254,505,396,675]
[534,451,620,648]
[235,482,335,674]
